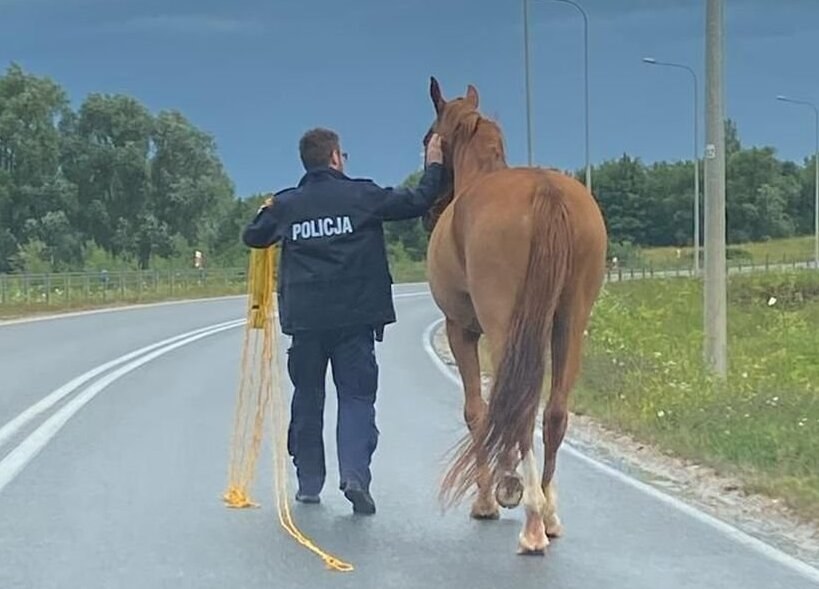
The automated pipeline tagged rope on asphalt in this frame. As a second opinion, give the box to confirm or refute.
[222,242,354,573]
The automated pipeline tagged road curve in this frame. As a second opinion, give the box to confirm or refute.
[1,287,817,589]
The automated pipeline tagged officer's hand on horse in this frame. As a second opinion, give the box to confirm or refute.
[425,133,443,165]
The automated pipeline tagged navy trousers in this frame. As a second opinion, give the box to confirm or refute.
[286,326,379,495]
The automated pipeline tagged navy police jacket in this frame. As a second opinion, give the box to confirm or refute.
[242,163,444,336]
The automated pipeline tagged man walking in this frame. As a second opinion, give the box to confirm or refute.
[242,128,444,515]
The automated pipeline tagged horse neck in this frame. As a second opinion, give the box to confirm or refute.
[452,127,507,194]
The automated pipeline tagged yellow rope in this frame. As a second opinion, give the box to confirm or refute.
[223,244,354,573]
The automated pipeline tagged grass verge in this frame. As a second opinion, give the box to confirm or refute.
[0,287,246,320]
[478,270,819,521]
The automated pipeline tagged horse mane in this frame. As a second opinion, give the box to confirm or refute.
[422,106,507,234]
[451,108,507,170]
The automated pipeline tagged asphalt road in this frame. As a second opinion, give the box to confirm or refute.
[1,286,817,589]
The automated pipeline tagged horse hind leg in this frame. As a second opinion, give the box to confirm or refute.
[517,446,549,554]
[445,319,499,520]
[541,299,590,538]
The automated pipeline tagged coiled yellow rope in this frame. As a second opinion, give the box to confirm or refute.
[223,243,354,573]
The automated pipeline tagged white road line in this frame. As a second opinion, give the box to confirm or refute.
[420,316,819,584]
[0,321,243,495]
[0,292,430,452]
[0,319,245,451]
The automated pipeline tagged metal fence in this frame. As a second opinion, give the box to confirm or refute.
[0,267,248,311]
[605,256,816,282]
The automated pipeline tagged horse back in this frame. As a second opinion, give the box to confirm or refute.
[452,167,606,256]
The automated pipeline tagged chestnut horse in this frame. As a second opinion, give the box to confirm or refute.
[423,77,607,554]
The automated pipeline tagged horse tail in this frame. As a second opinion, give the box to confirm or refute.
[441,178,572,506]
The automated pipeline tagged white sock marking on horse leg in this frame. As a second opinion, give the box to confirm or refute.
[543,481,564,537]
[518,448,548,552]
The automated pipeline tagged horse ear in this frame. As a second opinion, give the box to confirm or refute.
[466,84,479,108]
[430,76,445,114]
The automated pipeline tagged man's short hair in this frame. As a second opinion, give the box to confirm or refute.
[299,128,340,170]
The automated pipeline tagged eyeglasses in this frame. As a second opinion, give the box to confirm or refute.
[341,151,348,161]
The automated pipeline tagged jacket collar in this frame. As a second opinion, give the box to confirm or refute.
[297,166,349,187]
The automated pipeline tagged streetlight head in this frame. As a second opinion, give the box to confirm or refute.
[642,57,657,64]
[776,95,788,101]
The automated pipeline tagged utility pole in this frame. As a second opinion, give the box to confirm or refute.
[704,0,728,377]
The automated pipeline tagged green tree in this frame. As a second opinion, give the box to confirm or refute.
[726,146,798,242]
[794,155,817,235]
[593,154,651,245]
[149,110,235,266]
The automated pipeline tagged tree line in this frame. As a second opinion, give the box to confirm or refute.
[1,63,816,273]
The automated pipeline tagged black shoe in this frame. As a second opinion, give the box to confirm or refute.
[295,491,320,504]
[342,483,376,515]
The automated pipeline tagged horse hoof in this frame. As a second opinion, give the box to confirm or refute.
[471,509,501,521]
[517,534,549,555]
[470,493,500,519]
[545,513,564,538]
[495,474,524,509]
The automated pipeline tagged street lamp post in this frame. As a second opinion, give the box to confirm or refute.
[643,57,701,275]
[777,95,819,269]
[522,0,591,193]
[523,0,534,166]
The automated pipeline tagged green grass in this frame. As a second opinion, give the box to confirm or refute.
[637,235,816,270]
[574,270,819,520]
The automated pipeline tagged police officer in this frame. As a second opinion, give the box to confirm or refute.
[242,127,444,515]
